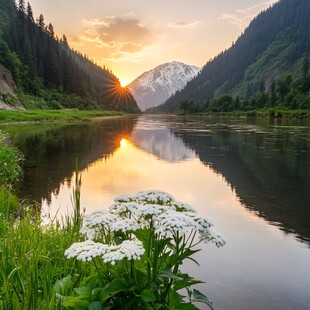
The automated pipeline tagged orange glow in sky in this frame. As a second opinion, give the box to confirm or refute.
[29,0,276,84]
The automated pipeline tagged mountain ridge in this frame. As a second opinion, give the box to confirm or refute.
[128,61,199,111]
[155,0,310,112]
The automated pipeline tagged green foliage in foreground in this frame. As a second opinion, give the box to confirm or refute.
[0,131,22,186]
[60,191,224,309]
[0,109,123,123]
[0,133,88,309]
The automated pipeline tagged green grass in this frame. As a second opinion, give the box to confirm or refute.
[0,109,123,123]
[0,211,90,309]
[0,132,90,309]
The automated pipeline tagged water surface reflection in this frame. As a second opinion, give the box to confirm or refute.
[5,115,310,309]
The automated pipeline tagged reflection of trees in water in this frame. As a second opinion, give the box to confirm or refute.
[13,117,138,205]
[175,123,310,245]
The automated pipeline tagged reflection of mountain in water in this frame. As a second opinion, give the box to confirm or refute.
[176,124,310,244]
[131,121,196,162]
[12,117,137,205]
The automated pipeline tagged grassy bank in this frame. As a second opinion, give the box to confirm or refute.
[0,109,123,124]
[0,132,89,309]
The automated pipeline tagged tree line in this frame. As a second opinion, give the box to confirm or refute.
[156,0,310,113]
[177,59,310,115]
[0,0,139,112]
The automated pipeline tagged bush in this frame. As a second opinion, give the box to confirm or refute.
[0,134,22,187]
[59,190,225,309]
[0,146,22,186]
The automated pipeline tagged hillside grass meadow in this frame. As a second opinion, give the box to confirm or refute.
[0,109,124,123]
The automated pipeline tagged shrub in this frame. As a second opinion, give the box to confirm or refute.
[0,145,22,187]
[59,190,225,309]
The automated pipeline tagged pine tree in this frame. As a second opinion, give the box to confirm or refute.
[26,2,34,23]
[47,23,55,38]
[36,14,45,30]
[18,0,25,13]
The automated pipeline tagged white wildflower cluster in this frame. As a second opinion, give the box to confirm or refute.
[101,240,145,265]
[65,239,145,264]
[109,201,173,221]
[114,190,174,205]
[65,190,225,265]
[64,240,108,262]
[80,211,119,239]
[81,210,143,239]
[113,190,225,247]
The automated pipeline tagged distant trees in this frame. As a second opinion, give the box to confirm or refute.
[158,0,310,113]
[0,0,139,112]
[173,57,310,114]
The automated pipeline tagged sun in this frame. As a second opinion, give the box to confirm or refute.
[120,138,127,148]
[120,79,128,87]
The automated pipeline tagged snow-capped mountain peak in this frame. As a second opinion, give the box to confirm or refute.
[128,61,200,111]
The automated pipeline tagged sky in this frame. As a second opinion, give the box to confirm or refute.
[29,0,276,86]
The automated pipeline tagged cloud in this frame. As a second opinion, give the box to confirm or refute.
[97,18,152,46]
[120,43,142,53]
[80,17,154,62]
[220,0,276,30]
[168,21,202,29]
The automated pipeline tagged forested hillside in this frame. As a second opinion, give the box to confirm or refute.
[0,0,139,112]
[156,0,310,113]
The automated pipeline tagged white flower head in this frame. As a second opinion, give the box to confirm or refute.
[102,240,145,265]
[114,194,135,203]
[110,218,142,233]
[134,190,175,205]
[109,202,141,216]
[172,201,197,213]
[65,239,145,264]
[65,240,108,262]
[154,210,200,238]
[199,229,226,247]
[80,211,120,239]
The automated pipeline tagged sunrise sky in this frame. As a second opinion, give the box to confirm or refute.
[29,0,276,86]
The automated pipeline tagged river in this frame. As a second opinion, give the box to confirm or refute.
[4,115,310,309]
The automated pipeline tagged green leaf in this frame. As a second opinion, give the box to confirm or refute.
[54,275,73,296]
[177,249,201,265]
[141,289,156,302]
[89,301,102,310]
[135,269,148,290]
[159,269,182,280]
[173,274,203,291]
[63,297,89,309]
[192,289,214,310]
[169,291,183,307]
[175,303,199,310]
[75,286,92,299]
[105,279,129,294]
[143,304,154,310]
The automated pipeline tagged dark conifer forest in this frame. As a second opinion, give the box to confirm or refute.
[155,0,310,113]
[0,0,140,112]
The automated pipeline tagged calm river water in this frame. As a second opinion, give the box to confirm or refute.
[5,115,310,309]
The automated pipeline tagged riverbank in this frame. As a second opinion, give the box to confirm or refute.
[0,131,87,308]
[0,109,124,124]
[179,108,310,119]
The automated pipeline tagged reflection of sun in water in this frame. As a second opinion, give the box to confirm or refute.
[120,138,127,148]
